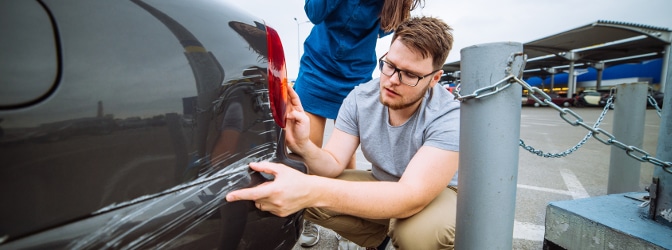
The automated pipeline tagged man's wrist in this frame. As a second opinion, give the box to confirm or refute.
[292,139,315,155]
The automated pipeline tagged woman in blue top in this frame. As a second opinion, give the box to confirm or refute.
[294,0,424,169]
[295,0,425,248]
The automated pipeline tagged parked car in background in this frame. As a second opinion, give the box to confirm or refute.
[574,90,609,107]
[0,0,305,249]
[582,89,664,110]
[524,92,573,107]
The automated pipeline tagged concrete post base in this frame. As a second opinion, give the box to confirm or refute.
[544,192,672,249]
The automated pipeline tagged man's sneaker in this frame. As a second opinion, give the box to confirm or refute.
[337,234,362,250]
[337,234,392,250]
[379,236,393,250]
[299,220,320,247]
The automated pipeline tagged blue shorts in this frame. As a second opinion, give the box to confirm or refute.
[294,84,344,120]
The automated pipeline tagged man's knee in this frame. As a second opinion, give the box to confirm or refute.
[391,219,455,250]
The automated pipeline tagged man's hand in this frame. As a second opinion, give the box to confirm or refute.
[226,161,314,217]
[284,87,311,153]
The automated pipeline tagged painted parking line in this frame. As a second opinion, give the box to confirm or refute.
[516,168,589,199]
[559,168,590,199]
[514,168,588,242]
[521,122,564,127]
[517,184,573,196]
[514,220,546,242]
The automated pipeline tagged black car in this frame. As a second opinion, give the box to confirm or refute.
[0,0,305,249]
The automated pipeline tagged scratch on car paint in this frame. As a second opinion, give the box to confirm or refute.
[72,154,273,249]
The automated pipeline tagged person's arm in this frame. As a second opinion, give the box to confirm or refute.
[304,0,345,24]
[225,145,458,219]
[303,128,359,177]
[285,87,357,177]
[314,146,458,218]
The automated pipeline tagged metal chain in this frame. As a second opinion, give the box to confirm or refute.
[647,87,663,118]
[453,65,672,174]
[519,96,612,158]
[453,52,526,102]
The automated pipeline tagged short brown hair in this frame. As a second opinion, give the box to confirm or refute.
[391,16,453,70]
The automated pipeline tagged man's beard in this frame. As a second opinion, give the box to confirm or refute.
[380,86,428,110]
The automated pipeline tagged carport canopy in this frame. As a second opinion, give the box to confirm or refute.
[442,20,672,94]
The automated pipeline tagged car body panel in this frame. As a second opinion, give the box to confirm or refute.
[575,90,607,107]
[0,0,303,249]
[524,93,573,107]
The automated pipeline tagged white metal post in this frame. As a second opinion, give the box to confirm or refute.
[607,82,647,194]
[652,43,672,226]
[456,42,523,249]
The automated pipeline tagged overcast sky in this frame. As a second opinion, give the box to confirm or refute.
[228,0,672,79]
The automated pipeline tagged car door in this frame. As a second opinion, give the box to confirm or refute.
[0,0,304,249]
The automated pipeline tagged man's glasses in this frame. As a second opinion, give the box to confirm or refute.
[378,53,440,87]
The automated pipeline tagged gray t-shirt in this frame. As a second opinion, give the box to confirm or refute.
[335,78,460,186]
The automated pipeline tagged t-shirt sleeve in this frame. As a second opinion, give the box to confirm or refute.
[334,90,359,137]
[424,105,460,152]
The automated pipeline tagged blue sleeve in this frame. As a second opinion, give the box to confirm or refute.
[304,0,345,24]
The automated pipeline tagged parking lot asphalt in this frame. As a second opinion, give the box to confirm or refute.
[292,106,662,250]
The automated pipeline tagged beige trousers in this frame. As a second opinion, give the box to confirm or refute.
[303,170,457,249]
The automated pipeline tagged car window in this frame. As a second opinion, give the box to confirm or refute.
[0,0,58,108]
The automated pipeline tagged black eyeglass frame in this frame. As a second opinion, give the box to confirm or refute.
[378,53,440,87]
